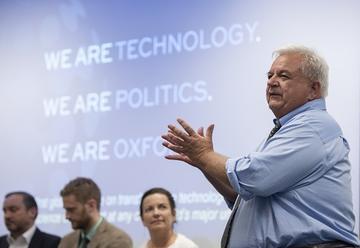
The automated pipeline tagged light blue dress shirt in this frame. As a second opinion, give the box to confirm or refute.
[226,98,360,247]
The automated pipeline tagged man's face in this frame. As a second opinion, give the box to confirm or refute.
[266,53,318,118]
[3,194,35,238]
[62,194,92,231]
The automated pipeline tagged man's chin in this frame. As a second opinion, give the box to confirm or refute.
[5,224,16,232]
[71,223,80,230]
[268,103,284,117]
[268,102,279,111]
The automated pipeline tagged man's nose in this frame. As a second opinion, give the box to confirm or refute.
[267,76,279,87]
[4,210,11,219]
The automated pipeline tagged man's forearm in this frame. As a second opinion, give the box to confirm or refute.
[198,152,237,203]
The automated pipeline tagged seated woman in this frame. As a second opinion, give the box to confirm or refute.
[139,187,198,248]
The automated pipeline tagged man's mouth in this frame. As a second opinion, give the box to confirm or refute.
[5,221,14,226]
[269,92,281,97]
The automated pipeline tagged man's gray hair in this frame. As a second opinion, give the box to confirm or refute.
[273,45,329,97]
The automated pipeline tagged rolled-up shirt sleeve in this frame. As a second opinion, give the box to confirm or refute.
[225,117,342,201]
[226,155,265,201]
[226,157,244,196]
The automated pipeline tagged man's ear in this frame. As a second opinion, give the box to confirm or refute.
[308,81,321,100]
[28,207,37,220]
[86,199,98,211]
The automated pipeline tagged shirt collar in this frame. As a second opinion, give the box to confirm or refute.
[277,98,326,126]
[81,216,103,242]
[7,224,36,244]
[22,224,36,244]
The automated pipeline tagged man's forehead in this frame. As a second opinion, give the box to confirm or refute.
[3,194,24,207]
[63,194,82,205]
[270,54,302,71]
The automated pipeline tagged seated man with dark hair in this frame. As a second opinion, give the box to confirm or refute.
[0,191,60,248]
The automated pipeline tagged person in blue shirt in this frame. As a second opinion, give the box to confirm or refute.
[161,45,360,248]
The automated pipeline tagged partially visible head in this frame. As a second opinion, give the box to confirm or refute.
[267,45,328,118]
[140,187,176,233]
[60,177,101,231]
[2,192,38,238]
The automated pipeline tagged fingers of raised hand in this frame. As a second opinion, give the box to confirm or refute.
[197,127,204,137]
[162,140,185,154]
[206,124,215,139]
[165,153,185,161]
[162,131,184,147]
[177,118,197,137]
[167,124,191,142]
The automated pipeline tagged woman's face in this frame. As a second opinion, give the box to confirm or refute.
[141,193,176,233]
